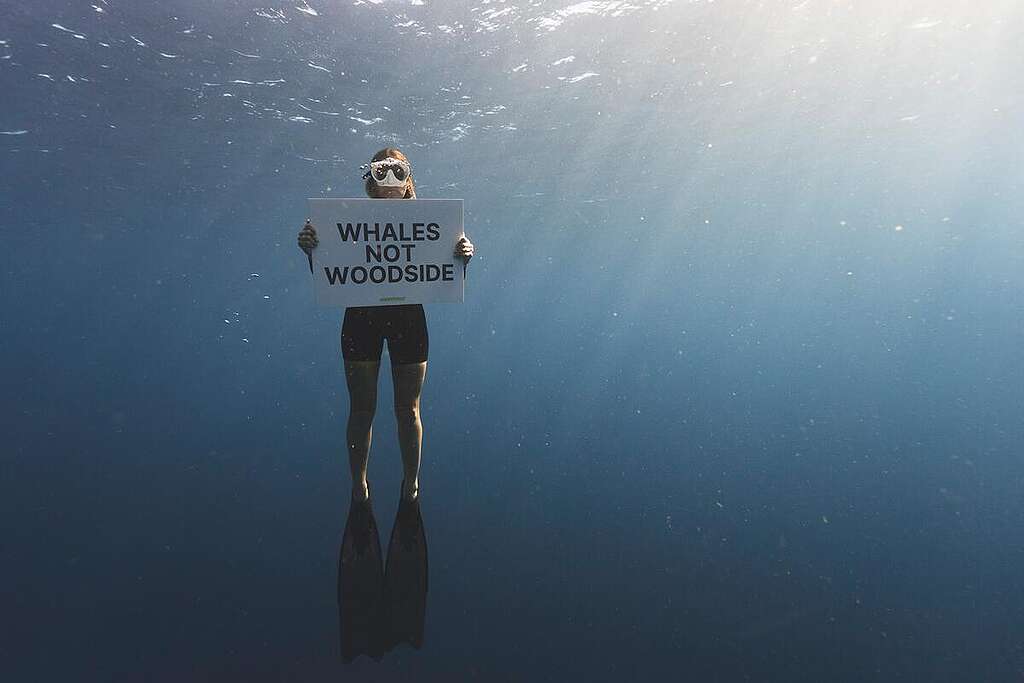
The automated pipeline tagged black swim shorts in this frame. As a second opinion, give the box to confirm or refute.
[341,304,428,364]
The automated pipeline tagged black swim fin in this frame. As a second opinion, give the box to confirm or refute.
[338,495,386,663]
[383,489,429,651]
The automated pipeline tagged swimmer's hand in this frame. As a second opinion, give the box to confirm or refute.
[297,219,319,256]
[455,235,474,262]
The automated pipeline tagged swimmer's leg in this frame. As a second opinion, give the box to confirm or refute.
[392,361,427,500]
[345,359,381,502]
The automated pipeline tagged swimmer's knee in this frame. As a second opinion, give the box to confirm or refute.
[393,403,420,421]
[349,406,376,420]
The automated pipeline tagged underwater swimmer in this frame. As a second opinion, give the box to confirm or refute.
[297,147,474,504]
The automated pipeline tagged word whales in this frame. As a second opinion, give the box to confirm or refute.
[337,222,441,242]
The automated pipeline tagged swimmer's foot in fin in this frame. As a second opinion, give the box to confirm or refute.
[383,482,428,651]
[338,494,386,663]
[400,477,419,502]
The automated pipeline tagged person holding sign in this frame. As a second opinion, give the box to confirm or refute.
[297,148,474,505]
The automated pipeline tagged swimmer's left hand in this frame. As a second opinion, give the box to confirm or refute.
[455,236,474,262]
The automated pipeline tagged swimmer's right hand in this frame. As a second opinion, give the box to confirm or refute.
[297,219,319,255]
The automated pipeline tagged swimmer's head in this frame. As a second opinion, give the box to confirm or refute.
[363,147,416,199]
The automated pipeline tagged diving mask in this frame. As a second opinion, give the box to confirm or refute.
[361,157,411,187]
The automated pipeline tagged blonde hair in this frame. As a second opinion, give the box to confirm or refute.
[364,147,417,199]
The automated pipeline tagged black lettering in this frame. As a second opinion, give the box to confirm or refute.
[442,263,454,281]
[426,223,440,240]
[382,244,401,262]
[337,222,363,242]
[324,266,348,284]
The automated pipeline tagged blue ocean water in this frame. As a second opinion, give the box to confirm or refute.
[2,1,1022,680]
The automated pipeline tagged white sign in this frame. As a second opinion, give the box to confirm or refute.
[307,198,465,307]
